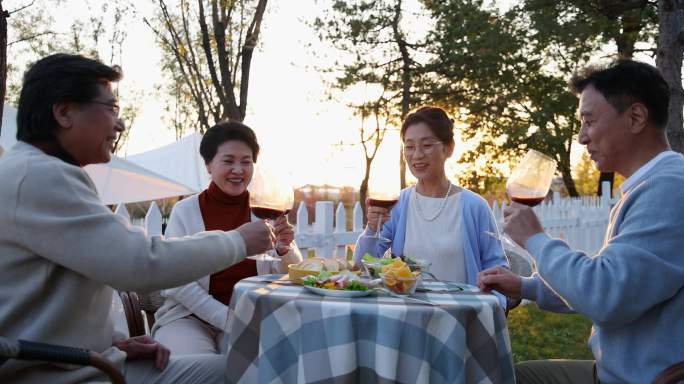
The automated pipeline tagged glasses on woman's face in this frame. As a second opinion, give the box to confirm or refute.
[402,140,443,156]
[89,101,120,118]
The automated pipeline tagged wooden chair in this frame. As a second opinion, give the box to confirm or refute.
[653,361,684,384]
[118,291,146,337]
[0,336,125,384]
[118,291,164,336]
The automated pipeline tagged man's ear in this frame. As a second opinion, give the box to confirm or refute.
[628,103,648,134]
[446,141,455,158]
[52,102,74,130]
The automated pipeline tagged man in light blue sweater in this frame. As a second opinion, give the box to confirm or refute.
[478,60,684,383]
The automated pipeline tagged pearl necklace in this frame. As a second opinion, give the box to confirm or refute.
[413,182,453,222]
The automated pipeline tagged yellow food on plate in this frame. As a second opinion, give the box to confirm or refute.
[288,257,357,284]
[380,259,420,294]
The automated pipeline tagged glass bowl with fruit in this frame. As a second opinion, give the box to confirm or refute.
[379,258,421,295]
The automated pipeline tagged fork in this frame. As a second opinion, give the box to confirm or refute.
[374,287,438,306]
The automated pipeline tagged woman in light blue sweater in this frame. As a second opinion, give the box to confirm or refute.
[353,106,507,307]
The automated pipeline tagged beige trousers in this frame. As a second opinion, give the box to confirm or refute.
[123,354,226,383]
[154,316,227,355]
[515,360,600,384]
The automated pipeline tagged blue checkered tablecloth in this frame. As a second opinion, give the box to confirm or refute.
[225,274,514,384]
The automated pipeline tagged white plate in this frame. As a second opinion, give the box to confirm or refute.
[303,285,373,298]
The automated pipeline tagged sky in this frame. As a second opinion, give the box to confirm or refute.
[6,0,603,190]
[115,0,428,189]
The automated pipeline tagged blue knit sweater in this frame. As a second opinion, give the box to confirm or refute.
[521,153,684,383]
[353,186,508,307]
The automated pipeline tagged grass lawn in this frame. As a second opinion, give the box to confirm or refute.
[507,303,594,363]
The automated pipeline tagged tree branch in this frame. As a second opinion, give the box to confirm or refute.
[238,0,267,120]
[178,0,218,123]
[150,0,210,130]
[198,0,229,116]
[209,0,239,119]
[8,0,35,16]
[7,31,56,46]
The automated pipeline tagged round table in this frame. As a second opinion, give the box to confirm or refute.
[225,275,514,384]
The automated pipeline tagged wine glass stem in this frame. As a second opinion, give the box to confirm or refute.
[374,217,384,238]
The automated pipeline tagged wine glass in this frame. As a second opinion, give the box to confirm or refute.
[506,149,557,207]
[488,149,557,271]
[247,165,294,262]
[362,171,400,248]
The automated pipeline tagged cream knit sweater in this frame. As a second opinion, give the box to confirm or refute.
[0,142,247,383]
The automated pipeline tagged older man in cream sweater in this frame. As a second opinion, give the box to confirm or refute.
[0,54,278,383]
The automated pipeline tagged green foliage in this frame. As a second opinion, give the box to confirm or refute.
[508,303,593,362]
[456,160,508,203]
[4,0,141,153]
[313,0,424,112]
[313,0,428,191]
[573,150,600,196]
[523,0,657,59]
[421,0,598,196]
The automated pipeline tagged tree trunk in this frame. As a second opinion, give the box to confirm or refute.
[0,1,7,136]
[237,0,268,122]
[392,0,409,189]
[597,172,614,196]
[559,160,579,197]
[657,0,684,153]
[359,158,371,218]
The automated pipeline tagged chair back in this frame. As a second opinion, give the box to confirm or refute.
[118,291,164,336]
[118,291,146,337]
[653,361,684,384]
[136,291,165,330]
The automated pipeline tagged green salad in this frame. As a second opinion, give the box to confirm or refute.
[362,253,394,265]
[302,271,369,291]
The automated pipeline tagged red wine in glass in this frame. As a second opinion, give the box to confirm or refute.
[368,198,398,209]
[510,196,545,207]
[251,206,291,220]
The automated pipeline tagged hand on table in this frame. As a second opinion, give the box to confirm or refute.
[503,202,544,247]
[273,215,294,256]
[365,198,391,231]
[113,335,169,370]
[477,266,522,300]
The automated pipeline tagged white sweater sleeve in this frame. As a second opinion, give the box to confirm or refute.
[162,197,233,330]
[14,163,246,293]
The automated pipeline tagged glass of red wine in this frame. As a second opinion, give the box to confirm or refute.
[247,166,294,262]
[506,149,557,207]
[487,149,556,271]
[362,173,400,247]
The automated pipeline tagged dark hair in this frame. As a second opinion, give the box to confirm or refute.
[569,60,670,129]
[199,120,260,163]
[400,106,455,145]
[16,53,122,142]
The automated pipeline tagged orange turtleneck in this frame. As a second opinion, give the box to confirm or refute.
[198,181,255,305]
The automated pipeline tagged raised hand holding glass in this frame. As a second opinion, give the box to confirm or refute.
[247,165,294,261]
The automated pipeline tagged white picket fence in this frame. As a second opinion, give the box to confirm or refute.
[118,182,616,258]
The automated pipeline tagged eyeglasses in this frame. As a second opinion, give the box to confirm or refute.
[89,101,120,118]
[402,140,443,156]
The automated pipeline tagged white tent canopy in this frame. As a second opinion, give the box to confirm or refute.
[1,104,194,204]
[84,157,194,205]
[127,132,209,193]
